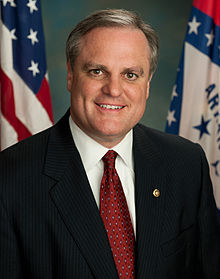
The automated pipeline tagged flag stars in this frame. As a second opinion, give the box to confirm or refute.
[10,29,17,40]
[188,16,201,35]
[2,0,16,7]
[28,60,40,77]
[167,110,177,126]
[27,0,38,14]
[185,14,220,66]
[205,30,214,47]
[193,115,211,140]
[27,29,39,45]
[171,85,178,101]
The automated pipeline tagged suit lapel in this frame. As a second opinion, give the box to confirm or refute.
[44,111,118,279]
[133,125,167,279]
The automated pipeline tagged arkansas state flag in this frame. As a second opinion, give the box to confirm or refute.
[165,0,220,216]
[0,0,54,151]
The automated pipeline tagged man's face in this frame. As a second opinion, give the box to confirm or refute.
[67,27,152,148]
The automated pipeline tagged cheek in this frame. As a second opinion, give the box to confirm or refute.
[70,81,101,116]
[128,86,148,119]
[129,85,149,105]
[76,79,102,100]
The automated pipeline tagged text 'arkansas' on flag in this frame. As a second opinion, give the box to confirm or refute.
[165,0,220,216]
[0,0,54,151]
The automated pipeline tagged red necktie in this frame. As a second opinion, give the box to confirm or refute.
[100,150,135,278]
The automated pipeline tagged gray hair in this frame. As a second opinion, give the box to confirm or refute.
[66,9,159,76]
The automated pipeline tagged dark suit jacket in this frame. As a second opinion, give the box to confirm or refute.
[0,110,220,279]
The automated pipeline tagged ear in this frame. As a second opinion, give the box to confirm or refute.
[146,73,153,100]
[66,61,73,92]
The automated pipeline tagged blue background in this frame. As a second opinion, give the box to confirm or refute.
[41,0,192,131]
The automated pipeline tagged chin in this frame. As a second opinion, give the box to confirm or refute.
[98,126,129,140]
[97,123,122,134]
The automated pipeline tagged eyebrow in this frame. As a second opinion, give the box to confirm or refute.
[122,67,144,76]
[82,63,108,73]
[82,63,144,76]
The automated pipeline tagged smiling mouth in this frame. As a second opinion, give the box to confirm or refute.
[96,103,125,110]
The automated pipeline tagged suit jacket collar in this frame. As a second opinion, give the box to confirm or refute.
[44,111,166,278]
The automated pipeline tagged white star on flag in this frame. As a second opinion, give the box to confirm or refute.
[10,28,17,40]
[27,0,38,14]
[167,110,177,126]
[218,46,220,58]
[28,60,40,77]
[27,29,39,45]
[205,30,214,47]
[171,85,178,101]
[188,16,201,35]
[2,0,16,7]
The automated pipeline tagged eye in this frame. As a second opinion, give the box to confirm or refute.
[125,72,138,80]
[89,69,103,76]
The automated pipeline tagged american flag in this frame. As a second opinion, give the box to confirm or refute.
[165,0,220,217]
[0,0,53,151]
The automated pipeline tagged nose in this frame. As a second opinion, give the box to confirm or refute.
[102,75,123,97]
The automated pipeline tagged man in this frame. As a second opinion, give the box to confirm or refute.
[0,9,220,279]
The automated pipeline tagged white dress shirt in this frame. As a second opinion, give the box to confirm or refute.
[69,116,136,235]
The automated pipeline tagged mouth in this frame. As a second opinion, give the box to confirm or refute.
[96,103,125,110]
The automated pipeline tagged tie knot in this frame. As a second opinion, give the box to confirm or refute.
[102,150,117,168]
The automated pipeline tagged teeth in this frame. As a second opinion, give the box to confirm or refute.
[99,104,123,109]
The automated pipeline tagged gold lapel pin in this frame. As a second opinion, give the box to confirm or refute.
[153,188,160,198]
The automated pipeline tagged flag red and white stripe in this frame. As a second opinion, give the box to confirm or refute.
[0,0,53,151]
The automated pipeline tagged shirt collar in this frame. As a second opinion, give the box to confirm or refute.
[69,116,133,172]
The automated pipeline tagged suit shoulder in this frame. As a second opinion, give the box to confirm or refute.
[134,123,203,159]
[0,126,52,164]
[135,123,197,146]
[0,110,71,173]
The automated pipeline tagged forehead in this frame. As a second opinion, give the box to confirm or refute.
[82,26,148,41]
[78,27,150,63]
